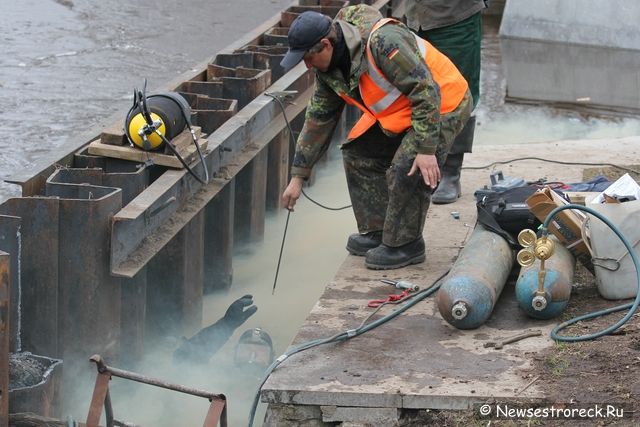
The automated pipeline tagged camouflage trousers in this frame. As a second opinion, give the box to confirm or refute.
[341,91,472,247]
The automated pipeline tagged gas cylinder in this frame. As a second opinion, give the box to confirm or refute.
[515,236,575,319]
[437,224,515,329]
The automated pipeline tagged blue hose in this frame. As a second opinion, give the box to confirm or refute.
[541,204,640,342]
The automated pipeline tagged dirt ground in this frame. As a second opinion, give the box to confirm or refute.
[408,12,640,426]
[394,262,640,427]
[400,14,638,427]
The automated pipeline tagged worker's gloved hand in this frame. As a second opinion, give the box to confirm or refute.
[223,294,258,328]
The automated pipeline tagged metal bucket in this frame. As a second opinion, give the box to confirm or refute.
[9,352,63,417]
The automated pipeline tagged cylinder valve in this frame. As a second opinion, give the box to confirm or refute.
[451,301,468,320]
[516,229,557,311]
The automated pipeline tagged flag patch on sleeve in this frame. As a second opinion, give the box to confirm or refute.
[387,48,399,60]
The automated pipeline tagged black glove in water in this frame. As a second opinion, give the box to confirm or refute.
[223,294,257,328]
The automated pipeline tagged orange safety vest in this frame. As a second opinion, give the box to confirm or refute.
[339,18,468,141]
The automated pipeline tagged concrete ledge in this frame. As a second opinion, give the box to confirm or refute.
[321,406,399,424]
[262,137,640,421]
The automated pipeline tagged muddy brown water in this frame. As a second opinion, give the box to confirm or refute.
[3,3,640,426]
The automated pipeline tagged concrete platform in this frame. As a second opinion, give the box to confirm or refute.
[261,137,640,425]
[500,0,640,113]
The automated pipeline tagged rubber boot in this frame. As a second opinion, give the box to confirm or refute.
[364,237,426,270]
[432,153,464,205]
[346,231,383,256]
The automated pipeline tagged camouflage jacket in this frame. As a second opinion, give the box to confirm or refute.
[291,4,444,179]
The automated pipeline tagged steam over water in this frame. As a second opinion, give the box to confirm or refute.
[57,149,354,426]
[2,1,640,425]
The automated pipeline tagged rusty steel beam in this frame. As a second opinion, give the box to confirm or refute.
[0,251,9,427]
[263,27,288,45]
[45,172,123,389]
[216,46,287,84]
[280,5,345,27]
[86,369,111,427]
[234,147,268,244]
[207,65,273,110]
[0,216,20,353]
[266,130,290,211]
[147,212,205,340]
[119,268,147,369]
[177,93,238,135]
[177,80,224,99]
[50,160,152,366]
[90,354,226,401]
[87,355,227,427]
[71,154,150,206]
[0,200,59,357]
[203,183,235,293]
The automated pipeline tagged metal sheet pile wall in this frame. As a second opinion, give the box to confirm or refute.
[0,0,382,418]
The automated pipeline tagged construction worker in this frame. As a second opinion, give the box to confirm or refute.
[280,4,471,270]
[404,0,486,204]
[173,295,257,365]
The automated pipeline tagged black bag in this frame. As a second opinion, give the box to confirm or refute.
[476,185,542,247]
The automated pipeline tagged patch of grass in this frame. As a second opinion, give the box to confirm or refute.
[560,310,575,321]
[554,341,568,352]
[546,353,570,376]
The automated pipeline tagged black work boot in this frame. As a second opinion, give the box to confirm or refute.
[432,153,464,204]
[346,231,383,256]
[364,237,426,270]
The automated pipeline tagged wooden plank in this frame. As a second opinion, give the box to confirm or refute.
[168,126,202,151]
[100,121,127,146]
[87,138,208,169]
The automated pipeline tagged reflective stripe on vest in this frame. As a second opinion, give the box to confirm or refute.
[340,18,468,141]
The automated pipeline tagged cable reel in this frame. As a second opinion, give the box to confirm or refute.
[125,93,190,151]
[124,79,209,184]
[124,81,191,151]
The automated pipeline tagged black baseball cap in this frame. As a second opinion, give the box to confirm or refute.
[280,11,332,70]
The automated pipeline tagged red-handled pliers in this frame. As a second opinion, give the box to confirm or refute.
[367,289,412,308]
